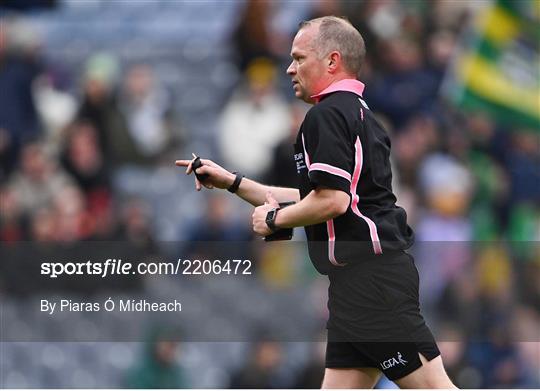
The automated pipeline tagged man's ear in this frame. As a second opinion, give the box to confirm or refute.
[328,51,341,73]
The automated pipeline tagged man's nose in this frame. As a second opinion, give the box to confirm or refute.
[286,62,296,75]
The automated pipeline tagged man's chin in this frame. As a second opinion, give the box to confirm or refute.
[293,89,307,101]
[295,92,315,104]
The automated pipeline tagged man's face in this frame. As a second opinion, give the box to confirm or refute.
[286,25,329,104]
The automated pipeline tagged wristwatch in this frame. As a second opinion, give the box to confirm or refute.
[265,207,280,232]
[227,172,243,193]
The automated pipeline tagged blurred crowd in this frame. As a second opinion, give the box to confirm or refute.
[1,0,539,388]
[0,29,179,245]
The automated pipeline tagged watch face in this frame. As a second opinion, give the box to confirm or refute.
[266,209,277,222]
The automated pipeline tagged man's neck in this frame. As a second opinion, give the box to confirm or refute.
[321,74,357,91]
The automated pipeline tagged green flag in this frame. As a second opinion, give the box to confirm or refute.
[444,0,540,132]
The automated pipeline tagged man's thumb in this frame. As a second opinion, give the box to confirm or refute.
[266,192,278,206]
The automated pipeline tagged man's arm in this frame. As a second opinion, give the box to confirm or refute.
[252,187,349,236]
[175,158,300,206]
[235,177,300,206]
[275,187,349,227]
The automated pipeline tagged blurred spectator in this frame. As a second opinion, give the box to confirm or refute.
[182,193,253,265]
[505,132,540,205]
[0,18,43,177]
[263,101,309,188]
[427,0,480,32]
[466,114,509,240]
[467,335,529,388]
[437,268,482,338]
[118,63,178,165]
[365,37,440,127]
[29,206,57,242]
[393,113,440,187]
[52,184,92,242]
[355,0,405,41]
[126,330,189,388]
[117,198,157,251]
[76,52,118,152]
[229,341,287,388]
[77,52,139,167]
[8,141,74,216]
[513,308,540,386]
[34,73,78,147]
[185,193,252,242]
[415,153,474,307]
[307,0,342,19]
[0,186,24,242]
[60,120,116,240]
[294,341,325,388]
[232,0,277,71]
[61,120,110,196]
[417,153,474,235]
[339,1,379,73]
[219,58,290,180]
[426,29,457,83]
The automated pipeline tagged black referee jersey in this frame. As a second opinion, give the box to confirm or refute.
[293,79,414,274]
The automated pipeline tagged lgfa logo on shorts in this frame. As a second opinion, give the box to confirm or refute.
[380,352,408,370]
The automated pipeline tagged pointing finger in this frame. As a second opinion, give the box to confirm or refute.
[175,160,191,167]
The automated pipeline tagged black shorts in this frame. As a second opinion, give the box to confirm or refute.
[325,250,440,380]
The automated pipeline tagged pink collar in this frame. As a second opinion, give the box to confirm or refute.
[311,79,365,103]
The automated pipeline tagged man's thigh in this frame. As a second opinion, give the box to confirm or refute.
[394,354,456,389]
[322,367,382,389]
[324,339,382,388]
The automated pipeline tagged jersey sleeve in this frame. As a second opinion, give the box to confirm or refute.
[301,105,354,194]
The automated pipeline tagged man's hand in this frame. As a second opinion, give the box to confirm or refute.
[252,192,279,236]
[175,157,235,191]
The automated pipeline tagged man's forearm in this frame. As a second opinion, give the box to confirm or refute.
[274,188,349,228]
[235,177,300,206]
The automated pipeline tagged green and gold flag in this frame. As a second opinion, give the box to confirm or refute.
[444,0,540,131]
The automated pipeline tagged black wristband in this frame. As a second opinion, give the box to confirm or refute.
[227,172,243,193]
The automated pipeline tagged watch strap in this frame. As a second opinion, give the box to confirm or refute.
[266,207,280,232]
[227,172,244,193]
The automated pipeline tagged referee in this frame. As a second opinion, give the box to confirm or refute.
[177,16,456,389]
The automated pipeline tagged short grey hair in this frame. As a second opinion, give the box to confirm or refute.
[299,16,366,75]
